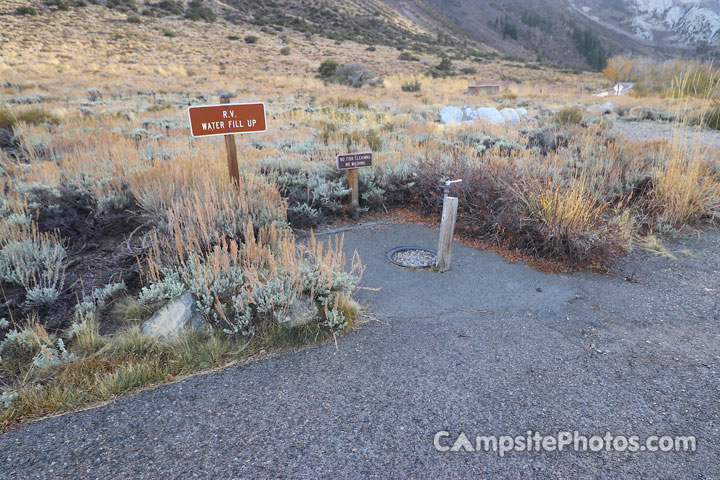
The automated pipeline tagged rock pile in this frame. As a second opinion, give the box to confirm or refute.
[439,106,531,125]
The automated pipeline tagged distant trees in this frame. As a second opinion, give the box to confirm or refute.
[572,27,607,71]
[185,0,215,22]
[602,56,633,90]
[493,16,518,40]
[521,10,552,32]
[428,57,454,78]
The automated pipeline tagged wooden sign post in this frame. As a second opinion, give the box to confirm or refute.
[336,148,373,218]
[221,96,240,183]
[187,98,267,183]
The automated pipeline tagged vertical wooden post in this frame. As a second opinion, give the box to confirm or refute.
[348,168,359,218]
[347,146,359,219]
[220,96,240,184]
[436,196,458,273]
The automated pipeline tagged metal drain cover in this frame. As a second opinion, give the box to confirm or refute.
[387,247,437,268]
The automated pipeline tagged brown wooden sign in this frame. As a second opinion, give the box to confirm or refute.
[187,102,267,138]
[336,152,373,170]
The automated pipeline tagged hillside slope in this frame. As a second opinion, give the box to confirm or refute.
[3,0,718,71]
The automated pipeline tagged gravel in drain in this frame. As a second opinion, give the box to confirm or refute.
[391,249,437,268]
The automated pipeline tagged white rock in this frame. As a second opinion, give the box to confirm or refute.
[601,102,616,114]
[141,291,206,340]
[461,106,478,121]
[516,107,529,118]
[586,105,606,116]
[439,106,464,125]
[500,108,521,124]
[475,107,505,124]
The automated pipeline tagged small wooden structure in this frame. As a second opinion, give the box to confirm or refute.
[467,83,501,95]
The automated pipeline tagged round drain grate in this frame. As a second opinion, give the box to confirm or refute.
[387,247,437,268]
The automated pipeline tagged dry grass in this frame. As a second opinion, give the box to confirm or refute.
[650,144,720,226]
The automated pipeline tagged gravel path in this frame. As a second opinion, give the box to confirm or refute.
[1,221,718,478]
[613,119,720,150]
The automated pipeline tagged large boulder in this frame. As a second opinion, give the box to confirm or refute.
[475,107,505,124]
[439,106,464,125]
[141,291,207,340]
[461,106,478,121]
[602,102,616,114]
[516,107,530,120]
[500,108,521,124]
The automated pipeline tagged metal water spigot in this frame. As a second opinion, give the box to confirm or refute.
[441,179,463,199]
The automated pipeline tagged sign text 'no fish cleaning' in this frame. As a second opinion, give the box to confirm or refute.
[188,102,267,137]
[336,152,373,170]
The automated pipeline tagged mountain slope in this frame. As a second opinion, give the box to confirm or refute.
[570,0,720,56]
[6,0,717,70]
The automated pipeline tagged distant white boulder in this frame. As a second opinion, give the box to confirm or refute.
[439,106,464,125]
[461,106,478,121]
[516,107,530,120]
[587,102,616,116]
[601,102,616,114]
[476,107,505,124]
[500,108,521,124]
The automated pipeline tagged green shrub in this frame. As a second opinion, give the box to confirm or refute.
[399,52,419,61]
[15,6,38,15]
[162,29,177,38]
[428,57,454,78]
[126,14,142,23]
[333,63,382,88]
[553,107,583,125]
[280,46,291,55]
[244,35,259,44]
[460,67,477,75]
[46,0,70,10]
[401,80,421,92]
[157,0,183,15]
[318,60,339,79]
[184,0,215,22]
[227,35,240,41]
[107,0,136,11]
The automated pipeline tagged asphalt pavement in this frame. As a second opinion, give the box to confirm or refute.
[1,221,718,479]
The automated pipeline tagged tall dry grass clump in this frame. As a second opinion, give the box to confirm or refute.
[632,57,720,99]
[129,152,288,239]
[648,142,720,227]
[133,151,360,337]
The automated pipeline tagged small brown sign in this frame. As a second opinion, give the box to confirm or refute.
[187,102,267,137]
[336,152,373,170]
